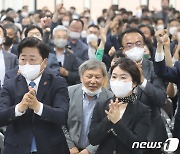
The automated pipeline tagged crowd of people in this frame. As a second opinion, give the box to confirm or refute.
[0,0,179,153]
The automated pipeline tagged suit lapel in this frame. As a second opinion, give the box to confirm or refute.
[121,102,135,127]
[142,59,150,79]
[63,51,68,67]
[17,75,29,97]
[36,71,51,102]
[74,85,83,122]
[3,51,10,72]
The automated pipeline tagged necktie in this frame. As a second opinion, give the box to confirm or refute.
[29,81,36,89]
[29,81,37,152]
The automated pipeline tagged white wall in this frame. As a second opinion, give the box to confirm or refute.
[0,0,179,19]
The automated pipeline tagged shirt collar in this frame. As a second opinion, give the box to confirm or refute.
[82,90,100,100]
[25,74,42,88]
[54,48,66,54]
[3,44,13,52]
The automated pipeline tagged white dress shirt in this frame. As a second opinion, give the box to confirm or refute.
[0,49,5,86]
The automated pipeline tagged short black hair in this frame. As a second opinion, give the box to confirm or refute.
[3,16,14,23]
[88,24,100,30]
[24,25,43,37]
[0,25,7,37]
[118,28,146,48]
[138,24,155,36]
[111,50,125,59]
[140,16,153,24]
[111,57,141,85]
[128,17,139,25]
[97,17,106,24]
[69,19,84,29]
[155,18,164,24]
[18,37,50,59]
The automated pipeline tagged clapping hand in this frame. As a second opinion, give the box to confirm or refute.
[18,87,40,113]
[105,98,122,124]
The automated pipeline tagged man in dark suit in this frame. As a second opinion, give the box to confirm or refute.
[48,25,80,86]
[155,0,170,28]
[154,29,180,154]
[0,25,18,88]
[3,23,19,56]
[0,37,69,154]
[68,19,89,65]
[118,28,167,154]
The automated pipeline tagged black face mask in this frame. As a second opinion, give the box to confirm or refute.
[4,36,13,46]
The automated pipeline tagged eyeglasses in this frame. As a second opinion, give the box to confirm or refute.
[45,15,52,18]
[122,41,144,51]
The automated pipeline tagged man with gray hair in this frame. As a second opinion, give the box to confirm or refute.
[48,25,80,86]
[3,23,19,55]
[63,59,113,154]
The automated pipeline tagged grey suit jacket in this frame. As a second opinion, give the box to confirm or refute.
[63,84,113,154]
[3,50,18,73]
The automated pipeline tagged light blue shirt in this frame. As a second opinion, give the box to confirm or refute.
[56,49,65,66]
[78,92,98,149]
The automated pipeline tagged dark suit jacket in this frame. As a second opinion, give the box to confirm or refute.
[68,39,89,65]
[11,44,19,56]
[48,50,80,86]
[88,99,151,154]
[137,58,168,142]
[154,60,180,120]
[0,70,70,154]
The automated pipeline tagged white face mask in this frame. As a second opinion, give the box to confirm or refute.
[62,21,69,27]
[125,47,144,62]
[19,64,41,81]
[14,17,19,23]
[69,31,81,39]
[169,27,177,35]
[86,34,98,44]
[110,80,133,98]
[156,24,164,30]
[81,30,87,38]
[21,12,29,18]
[54,39,68,48]
[0,37,4,45]
[82,85,102,97]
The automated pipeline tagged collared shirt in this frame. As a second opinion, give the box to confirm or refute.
[0,49,5,86]
[55,49,65,66]
[78,91,99,149]
[15,75,43,117]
